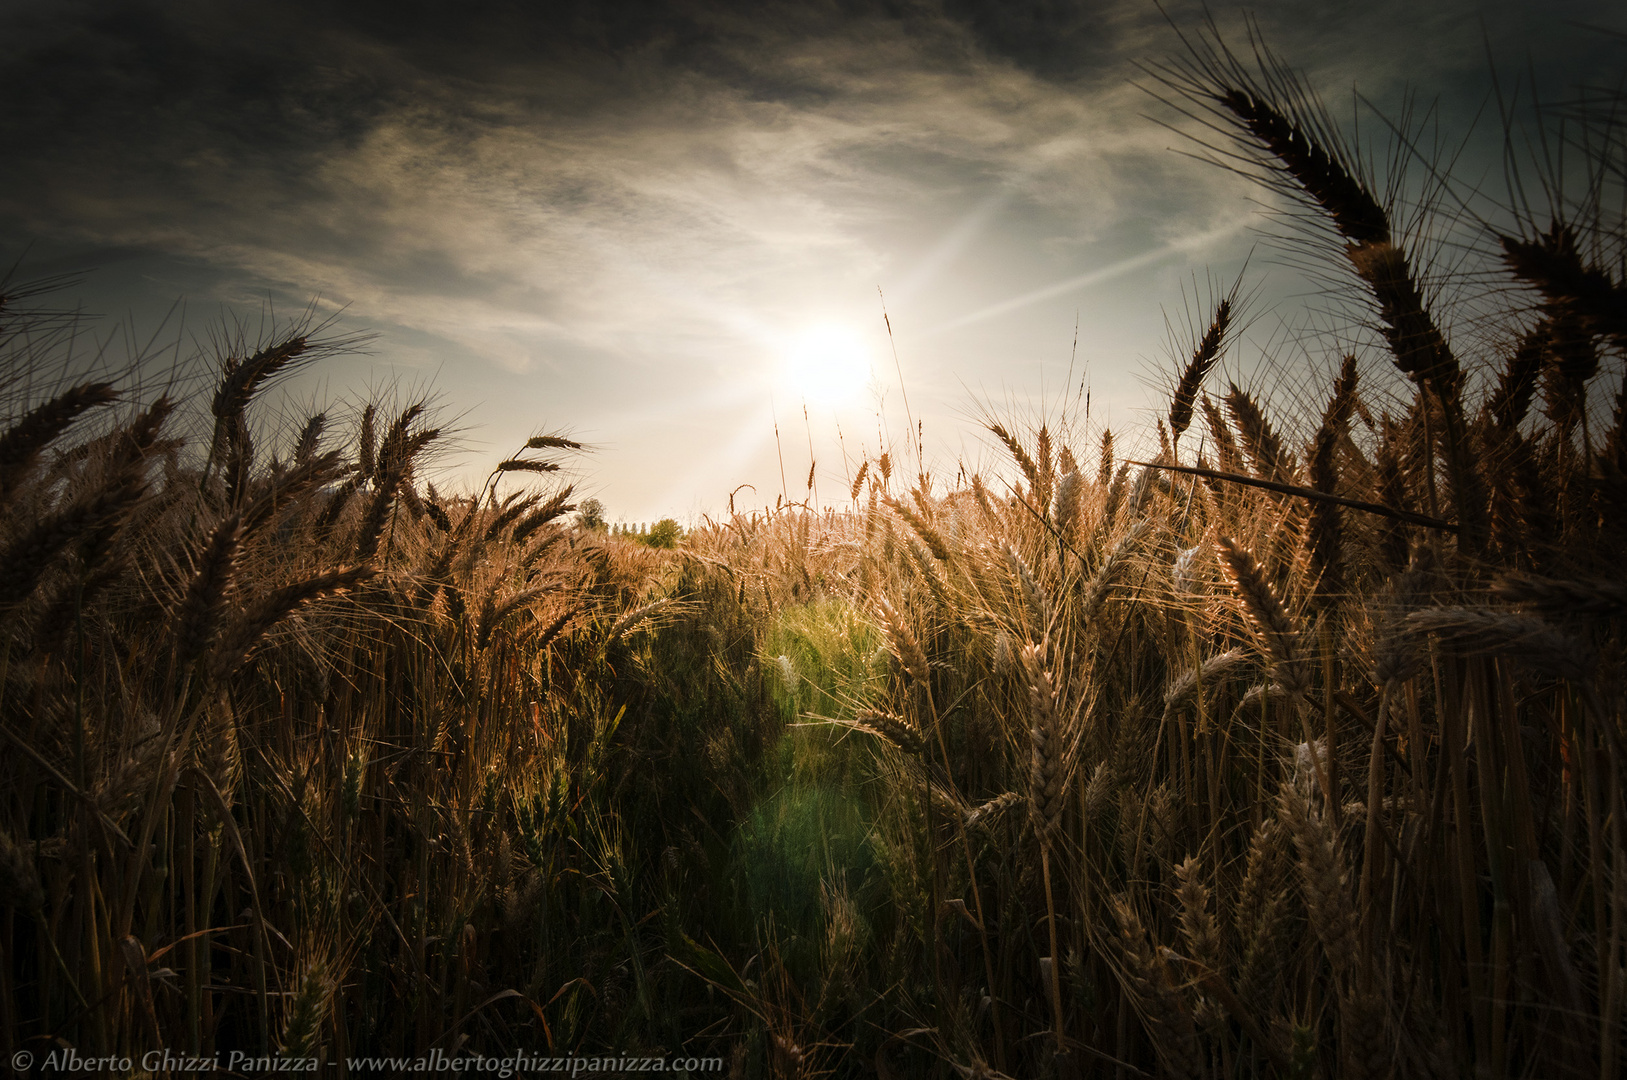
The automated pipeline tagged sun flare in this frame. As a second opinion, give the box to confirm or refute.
[781,323,874,409]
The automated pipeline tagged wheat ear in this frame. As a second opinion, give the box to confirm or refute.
[1225,383,1296,481]
[0,476,146,608]
[1109,895,1205,1080]
[988,422,1042,495]
[211,566,374,678]
[1217,535,1310,699]
[1493,572,1627,619]
[279,959,335,1058]
[1174,855,1223,972]
[1500,221,1627,351]
[853,709,925,754]
[173,514,244,671]
[876,595,930,685]
[1406,606,1595,684]
[886,495,951,562]
[0,381,119,504]
[1170,297,1233,444]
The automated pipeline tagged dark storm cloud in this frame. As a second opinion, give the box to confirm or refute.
[0,0,1136,176]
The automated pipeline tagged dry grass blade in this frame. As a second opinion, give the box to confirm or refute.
[1130,459,1458,531]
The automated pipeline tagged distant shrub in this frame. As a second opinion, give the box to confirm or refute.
[644,517,682,548]
[577,496,607,530]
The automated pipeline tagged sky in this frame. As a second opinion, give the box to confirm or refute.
[1,0,1622,523]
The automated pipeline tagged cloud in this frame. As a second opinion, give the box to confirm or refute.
[4,3,1195,357]
[2,0,1621,516]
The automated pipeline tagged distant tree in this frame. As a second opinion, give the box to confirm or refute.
[645,518,682,549]
[577,497,607,531]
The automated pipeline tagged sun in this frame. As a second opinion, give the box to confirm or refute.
[781,323,874,409]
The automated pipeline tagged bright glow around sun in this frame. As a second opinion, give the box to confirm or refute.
[781,323,874,409]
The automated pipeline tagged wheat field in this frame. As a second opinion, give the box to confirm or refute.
[3,31,1626,1080]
